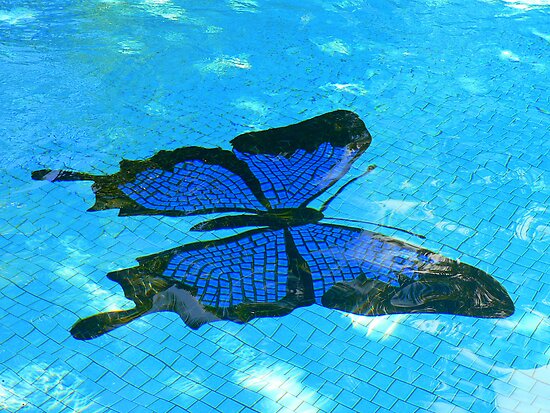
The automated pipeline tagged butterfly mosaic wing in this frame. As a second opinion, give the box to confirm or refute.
[70,228,315,340]
[289,223,514,318]
[231,110,372,209]
[32,146,270,216]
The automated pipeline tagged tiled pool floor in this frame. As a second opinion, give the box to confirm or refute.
[1,0,549,412]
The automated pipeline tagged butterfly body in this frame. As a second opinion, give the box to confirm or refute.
[193,207,324,231]
[33,110,514,340]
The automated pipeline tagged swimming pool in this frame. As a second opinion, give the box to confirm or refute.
[1,0,548,412]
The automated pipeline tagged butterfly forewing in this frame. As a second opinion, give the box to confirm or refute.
[231,110,372,209]
[118,153,267,216]
[33,146,270,216]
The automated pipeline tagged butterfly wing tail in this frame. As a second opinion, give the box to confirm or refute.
[70,264,225,339]
[69,268,169,340]
[70,307,150,340]
[31,169,96,182]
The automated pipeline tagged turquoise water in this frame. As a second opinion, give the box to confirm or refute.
[1,0,549,412]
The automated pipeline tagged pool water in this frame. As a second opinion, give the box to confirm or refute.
[1,0,549,412]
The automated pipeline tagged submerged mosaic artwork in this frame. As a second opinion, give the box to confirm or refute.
[32,110,514,340]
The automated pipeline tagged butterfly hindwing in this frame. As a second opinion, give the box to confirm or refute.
[231,110,372,208]
[290,223,514,318]
[158,229,289,308]
[70,228,316,339]
[289,223,426,302]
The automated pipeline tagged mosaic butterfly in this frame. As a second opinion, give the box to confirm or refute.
[32,110,514,340]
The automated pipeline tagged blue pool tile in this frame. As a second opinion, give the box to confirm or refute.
[65,352,91,372]
[97,389,126,408]
[142,378,165,395]
[82,362,108,382]
[393,366,421,384]
[354,398,381,412]
[388,379,415,400]
[318,381,342,399]
[285,335,311,354]
[193,352,218,370]
[335,358,359,375]
[452,390,476,411]
[317,396,340,412]
[102,355,133,378]
[341,345,365,363]
[302,373,325,391]
[369,373,394,392]
[373,390,398,410]
[252,398,281,413]
[171,355,196,375]
[148,398,175,413]
[494,349,516,366]
[407,387,438,409]
[394,339,419,357]
[201,390,226,409]
[235,389,263,407]
[239,408,259,413]
[209,360,233,378]
[413,336,440,357]
[374,358,400,375]
[202,374,225,391]
[352,380,378,401]
[111,398,138,413]
[271,325,296,347]
[278,407,302,413]
[273,346,297,362]
[470,398,495,413]
[3,4,550,413]
[455,379,475,395]
[308,330,333,349]
[416,364,443,386]
[303,361,325,376]
[97,371,127,393]
[289,354,310,369]
[279,393,303,410]
[496,397,519,412]
[351,365,376,382]
[335,389,361,409]
[392,399,419,413]
[218,381,242,398]
[257,337,283,354]
[124,365,151,388]
[319,368,343,384]
[509,387,537,404]
[331,404,356,413]
[318,352,342,369]
[171,393,201,411]
[156,385,183,403]
[120,347,147,364]
[508,355,537,371]
[132,391,158,408]
[531,380,550,399]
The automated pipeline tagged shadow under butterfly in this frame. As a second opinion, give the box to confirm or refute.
[32,110,514,340]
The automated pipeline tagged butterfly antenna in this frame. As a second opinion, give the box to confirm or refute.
[320,165,376,212]
[324,217,426,239]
